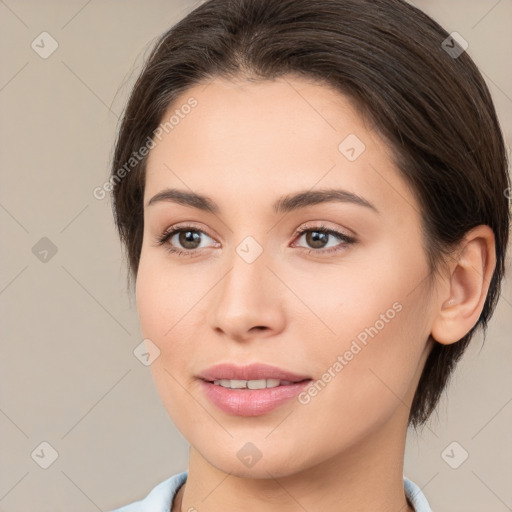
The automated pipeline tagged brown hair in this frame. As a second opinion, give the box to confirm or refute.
[110,0,510,428]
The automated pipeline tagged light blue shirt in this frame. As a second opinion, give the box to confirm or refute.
[108,471,433,511]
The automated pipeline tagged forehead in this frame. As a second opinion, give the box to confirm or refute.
[148,75,370,165]
[143,75,416,220]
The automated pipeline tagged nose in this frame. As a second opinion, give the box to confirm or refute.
[208,240,285,342]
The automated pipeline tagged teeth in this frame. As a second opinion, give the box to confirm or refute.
[212,378,294,389]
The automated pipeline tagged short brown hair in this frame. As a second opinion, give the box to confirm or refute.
[110,0,510,428]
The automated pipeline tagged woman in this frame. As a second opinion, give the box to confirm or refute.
[107,0,510,510]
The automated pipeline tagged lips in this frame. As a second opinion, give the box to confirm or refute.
[197,363,312,383]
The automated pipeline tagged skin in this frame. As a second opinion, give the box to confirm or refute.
[135,75,496,512]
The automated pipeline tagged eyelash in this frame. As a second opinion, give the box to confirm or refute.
[153,223,356,258]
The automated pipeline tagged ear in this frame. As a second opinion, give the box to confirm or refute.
[431,225,496,345]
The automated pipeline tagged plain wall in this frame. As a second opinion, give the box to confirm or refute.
[0,1,511,511]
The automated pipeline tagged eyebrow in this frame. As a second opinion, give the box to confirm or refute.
[145,187,379,215]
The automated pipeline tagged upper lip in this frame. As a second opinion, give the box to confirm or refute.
[197,363,312,382]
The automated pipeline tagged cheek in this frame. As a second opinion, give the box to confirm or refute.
[287,299,429,454]
[135,256,198,429]
[135,251,213,398]
[135,249,209,340]
[285,233,430,349]
[135,257,165,339]
[287,239,432,426]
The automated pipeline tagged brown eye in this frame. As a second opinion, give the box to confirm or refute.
[293,225,356,255]
[155,225,218,257]
[304,230,330,249]
[177,229,202,250]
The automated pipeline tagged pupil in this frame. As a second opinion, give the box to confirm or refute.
[308,231,327,249]
[180,230,201,249]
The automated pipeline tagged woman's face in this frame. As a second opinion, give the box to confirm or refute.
[136,75,437,477]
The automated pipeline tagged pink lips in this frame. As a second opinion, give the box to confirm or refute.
[197,363,312,416]
[197,363,311,383]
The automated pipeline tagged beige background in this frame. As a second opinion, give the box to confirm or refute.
[0,1,511,511]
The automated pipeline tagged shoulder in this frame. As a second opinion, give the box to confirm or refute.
[107,470,188,512]
[403,475,434,512]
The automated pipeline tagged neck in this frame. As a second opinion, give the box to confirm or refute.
[176,409,415,512]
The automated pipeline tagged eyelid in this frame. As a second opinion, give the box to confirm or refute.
[293,221,356,240]
[156,222,218,246]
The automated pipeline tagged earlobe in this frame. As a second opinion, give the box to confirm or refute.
[431,225,496,345]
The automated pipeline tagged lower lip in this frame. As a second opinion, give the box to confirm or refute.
[199,379,312,416]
